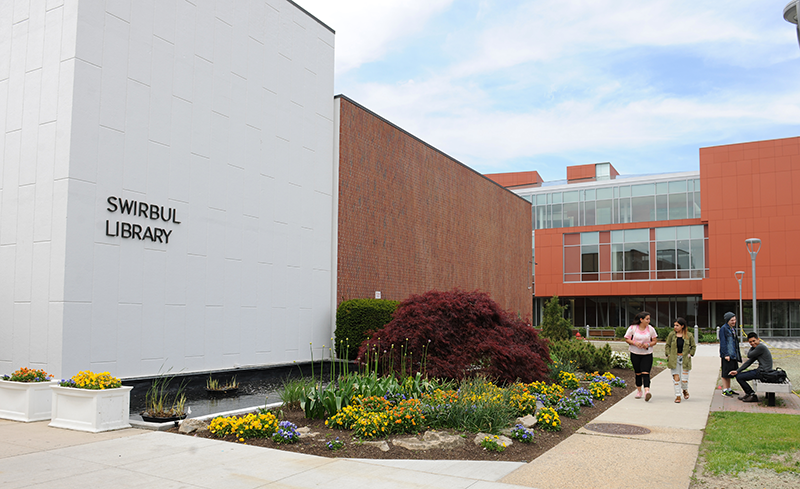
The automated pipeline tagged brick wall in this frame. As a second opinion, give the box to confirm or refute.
[336,96,533,318]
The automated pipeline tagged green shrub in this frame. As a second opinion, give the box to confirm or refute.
[335,299,399,360]
[655,327,670,340]
[540,296,572,342]
[700,333,719,343]
[614,327,628,338]
[550,340,612,373]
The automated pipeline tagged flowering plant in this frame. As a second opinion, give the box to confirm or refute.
[209,412,278,438]
[589,381,612,401]
[510,424,534,443]
[481,435,507,452]
[535,406,561,431]
[59,371,121,390]
[557,371,579,389]
[272,421,300,444]
[326,437,345,450]
[570,387,594,407]
[554,396,581,419]
[2,367,53,383]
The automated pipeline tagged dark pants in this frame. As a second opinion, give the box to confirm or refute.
[735,370,761,395]
[630,353,653,388]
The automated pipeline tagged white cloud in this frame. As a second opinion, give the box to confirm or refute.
[298,0,800,179]
[297,0,455,74]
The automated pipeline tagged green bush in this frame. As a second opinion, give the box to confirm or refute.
[614,327,628,339]
[700,333,719,343]
[550,340,612,373]
[335,299,399,360]
[540,296,572,342]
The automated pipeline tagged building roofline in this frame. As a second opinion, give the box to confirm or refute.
[334,94,532,205]
[289,0,335,34]
[514,170,700,194]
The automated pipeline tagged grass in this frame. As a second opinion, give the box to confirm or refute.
[700,412,800,475]
[279,377,316,410]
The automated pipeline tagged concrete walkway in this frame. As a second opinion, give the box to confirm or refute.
[0,418,528,488]
[1,345,723,489]
[501,343,721,489]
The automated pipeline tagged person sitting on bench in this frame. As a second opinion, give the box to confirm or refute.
[729,332,773,403]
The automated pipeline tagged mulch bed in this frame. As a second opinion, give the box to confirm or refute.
[173,367,659,462]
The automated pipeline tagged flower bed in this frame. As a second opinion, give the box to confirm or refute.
[180,367,652,462]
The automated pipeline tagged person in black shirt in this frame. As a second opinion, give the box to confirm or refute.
[729,332,773,403]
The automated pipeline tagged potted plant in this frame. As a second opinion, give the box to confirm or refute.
[0,368,57,422]
[141,372,188,423]
[49,371,133,432]
[205,375,239,398]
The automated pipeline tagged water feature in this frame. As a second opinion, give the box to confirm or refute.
[125,361,338,421]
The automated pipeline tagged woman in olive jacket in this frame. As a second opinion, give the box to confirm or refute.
[665,317,697,403]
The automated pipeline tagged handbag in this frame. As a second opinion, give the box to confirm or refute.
[759,368,788,383]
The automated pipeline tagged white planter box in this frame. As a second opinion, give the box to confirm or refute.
[49,385,133,432]
[0,380,58,422]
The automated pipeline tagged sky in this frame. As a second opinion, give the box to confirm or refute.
[298,0,800,182]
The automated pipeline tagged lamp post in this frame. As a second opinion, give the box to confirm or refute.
[745,238,761,335]
[735,271,745,342]
[785,0,799,49]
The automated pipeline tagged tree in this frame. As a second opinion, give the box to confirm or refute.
[540,295,573,341]
[356,289,550,383]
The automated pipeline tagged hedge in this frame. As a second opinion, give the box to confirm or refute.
[335,299,400,360]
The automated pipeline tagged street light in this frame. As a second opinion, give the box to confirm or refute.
[785,1,799,49]
[735,271,745,342]
[745,238,762,335]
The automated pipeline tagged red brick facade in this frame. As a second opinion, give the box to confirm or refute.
[336,96,533,318]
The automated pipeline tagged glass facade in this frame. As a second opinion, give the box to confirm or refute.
[522,176,701,230]
[533,297,800,336]
[563,225,707,282]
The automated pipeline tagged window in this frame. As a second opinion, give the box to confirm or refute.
[523,177,701,229]
[564,225,706,282]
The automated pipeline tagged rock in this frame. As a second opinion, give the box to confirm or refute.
[515,414,537,428]
[392,431,465,451]
[296,427,319,438]
[473,432,513,448]
[178,418,209,434]
[362,440,390,452]
[422,431,466,449]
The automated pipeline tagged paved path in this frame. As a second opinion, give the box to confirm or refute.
[501,344,721,489]
[0,418,527,489]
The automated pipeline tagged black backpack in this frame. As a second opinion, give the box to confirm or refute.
[760,368,788,383]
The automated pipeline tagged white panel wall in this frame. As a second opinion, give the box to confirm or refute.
[1,0,336,379]
[0,0,75,378]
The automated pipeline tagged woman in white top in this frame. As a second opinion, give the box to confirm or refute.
[624,311,658,401]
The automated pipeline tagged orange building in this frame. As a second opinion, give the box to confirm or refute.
[487,137,800,337]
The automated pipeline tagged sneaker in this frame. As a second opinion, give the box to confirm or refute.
[742,394,759,403]
[635,391,642,399]
[645,392,652,402]
[737,393,749,400]
[722,389,735,397]
[729,389,740,395]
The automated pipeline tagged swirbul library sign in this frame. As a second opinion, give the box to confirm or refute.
[105,196,180,244]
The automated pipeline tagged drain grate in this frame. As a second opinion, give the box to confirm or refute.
[584,423,651,435]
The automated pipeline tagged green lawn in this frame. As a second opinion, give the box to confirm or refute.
[700,411,800,475]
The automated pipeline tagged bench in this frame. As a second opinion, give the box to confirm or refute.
[754,380,794,406]
[587,330,616,338]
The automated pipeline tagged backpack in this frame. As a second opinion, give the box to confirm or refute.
[760,368,788,384]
